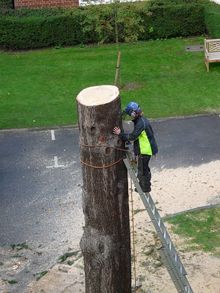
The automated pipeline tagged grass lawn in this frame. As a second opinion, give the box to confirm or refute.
[167,206,220,256]
[1,36,220,129]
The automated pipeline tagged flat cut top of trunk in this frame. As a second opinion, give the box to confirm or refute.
[76,85,119,106]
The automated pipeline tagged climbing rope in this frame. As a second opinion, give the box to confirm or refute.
[80,157,123,169]
[80,143,128,169]
[80,143,128,152]
[130,178,137,291]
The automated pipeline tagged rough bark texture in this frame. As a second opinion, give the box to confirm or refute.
[77,86,131,293]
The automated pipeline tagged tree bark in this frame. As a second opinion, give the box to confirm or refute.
[77,85,131,293]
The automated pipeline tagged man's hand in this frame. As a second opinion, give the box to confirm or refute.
[113,127,121,135]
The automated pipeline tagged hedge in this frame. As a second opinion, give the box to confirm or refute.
[148,0,208,6]
[204,2,220,38]
[144,4,205,39]
[0,0,13,9]
[0,1,206,50]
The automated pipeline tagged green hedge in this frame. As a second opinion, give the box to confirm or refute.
[0,1,206,50]
[145,4,205,39]
[0,0,13,9]
[148,0,207,6]
[0,15,83,49]
[204,2,220,38]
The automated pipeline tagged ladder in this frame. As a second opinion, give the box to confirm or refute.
[123,156,194,293]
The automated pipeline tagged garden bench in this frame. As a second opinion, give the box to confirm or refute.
[204,38,220,72]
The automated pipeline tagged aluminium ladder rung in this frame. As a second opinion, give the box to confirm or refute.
[123,157,194,293]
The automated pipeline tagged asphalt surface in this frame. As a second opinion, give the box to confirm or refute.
[152,114,220,168]
[0,114,220,292]
[0,128,83,292]
[0,127,83,243]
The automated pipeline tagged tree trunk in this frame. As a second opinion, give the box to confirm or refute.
[77,85,131,293]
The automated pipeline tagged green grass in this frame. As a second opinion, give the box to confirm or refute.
[10,242,30,250]
[3,279,18,284]
[167,206,220,256]
[35,271,48,281]
[57,250,80,263]
[1,36,220,129]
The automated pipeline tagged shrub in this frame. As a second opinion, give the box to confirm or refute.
[148,0,209,5]
[0,1,206,50]
[0,0,13,9]
[204,2,220,38]
[0,15,82,49]
[148,4,205,39]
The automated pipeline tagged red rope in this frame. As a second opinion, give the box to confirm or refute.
[80,143,128,169]
[80,158,123,169]
[80,143,128,152]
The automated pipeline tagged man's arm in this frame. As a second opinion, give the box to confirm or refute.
[113,119,144,141]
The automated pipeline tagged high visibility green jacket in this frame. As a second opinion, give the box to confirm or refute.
[119,116,158,156]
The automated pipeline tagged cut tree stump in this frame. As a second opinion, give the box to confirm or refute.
[77,85,131,293]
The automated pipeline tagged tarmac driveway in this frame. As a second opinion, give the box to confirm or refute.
[0,114,220,292]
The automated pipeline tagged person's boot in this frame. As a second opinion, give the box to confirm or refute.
[134,187,151,193]
[138,178,151,193]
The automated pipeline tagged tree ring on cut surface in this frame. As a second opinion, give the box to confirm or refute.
[76,85,119,106]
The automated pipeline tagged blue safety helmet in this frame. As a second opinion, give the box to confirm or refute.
[124,102,141,116]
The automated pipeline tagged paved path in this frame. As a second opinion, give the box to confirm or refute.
[152,114,220,169]
[0,128,82,245]
[0,128,83,292]
[0,114,220,292]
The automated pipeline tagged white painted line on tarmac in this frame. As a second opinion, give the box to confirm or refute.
[46,156,66,169]
[51,130,55,141]
[54,156,65,168]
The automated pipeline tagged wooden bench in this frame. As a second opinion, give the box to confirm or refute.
[204,38,220,72]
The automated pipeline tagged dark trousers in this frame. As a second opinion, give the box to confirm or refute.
[137,155,151,192]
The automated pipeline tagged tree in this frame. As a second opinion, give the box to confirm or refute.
[77,85,131,293]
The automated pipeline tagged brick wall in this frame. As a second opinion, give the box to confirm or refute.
[14,0,79,8]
